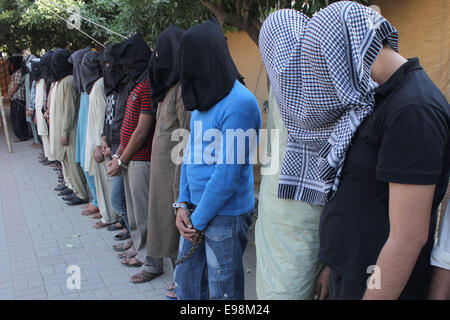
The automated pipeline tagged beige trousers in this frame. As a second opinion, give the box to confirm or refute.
[41,135,55,161]
[92,158,119,224]
[60,159,73,190]
[62,151,89,200]
[123,160,150,262]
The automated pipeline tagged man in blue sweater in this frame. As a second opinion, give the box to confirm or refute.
[173,18,262,300]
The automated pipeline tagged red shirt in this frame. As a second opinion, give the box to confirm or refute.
[120,78,155,161]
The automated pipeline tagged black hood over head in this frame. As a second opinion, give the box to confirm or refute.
[102,43,125,96]
[118,34,151,86]
[39,50,56,94]
[148,24,184,104]
[31,60,42,82]
[68,47,92,93]
[80,51,102,94]
[51,48,73,81]
[8,55,24,75]
[179,18,244,112]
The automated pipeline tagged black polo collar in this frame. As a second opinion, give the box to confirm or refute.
[375,57,423,97]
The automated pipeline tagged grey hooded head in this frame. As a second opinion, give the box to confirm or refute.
[80,51,103,94]
[68,47,92,93]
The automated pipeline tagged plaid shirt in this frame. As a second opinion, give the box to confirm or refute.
[8,70,26,101]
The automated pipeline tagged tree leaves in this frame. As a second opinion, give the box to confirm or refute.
[0,0,372,54]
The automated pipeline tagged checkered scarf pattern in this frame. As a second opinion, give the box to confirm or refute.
[259,2,398,205]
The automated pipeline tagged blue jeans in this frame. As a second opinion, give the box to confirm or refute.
[174,212,252,300]
[84,171,98,208]
[111,172,128,230]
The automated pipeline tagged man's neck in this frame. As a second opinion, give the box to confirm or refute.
[371,46,408,86]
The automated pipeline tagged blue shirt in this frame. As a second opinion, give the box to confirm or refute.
[75,92,90,168]
[178,80,262,231]
[30,81,36,110]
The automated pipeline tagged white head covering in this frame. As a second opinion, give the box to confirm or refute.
[260,2,399,204]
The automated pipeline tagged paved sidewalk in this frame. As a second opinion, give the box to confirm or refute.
[0,129,257,300]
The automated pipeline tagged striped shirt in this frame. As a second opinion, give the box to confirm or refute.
[120,78,155,161]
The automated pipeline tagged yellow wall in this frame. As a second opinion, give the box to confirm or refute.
[226,31,268,189]
[226,1,449,101]
[226,31,269,111]
[373,0,449,99]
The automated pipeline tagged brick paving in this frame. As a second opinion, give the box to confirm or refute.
[0,128,257,300]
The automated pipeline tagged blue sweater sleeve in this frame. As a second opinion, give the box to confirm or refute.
[190,104,260,231]
[177,161,191,204]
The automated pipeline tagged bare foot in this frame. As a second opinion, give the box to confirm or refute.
[166,291,177,300]
[130,270,163,283]
[121,256,143,267]
[167,282,176,291]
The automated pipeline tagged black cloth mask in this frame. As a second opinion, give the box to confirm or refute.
[31,60,42,82]
[102,43,125,96]
[148,24,184,104]
[118,34,152,86]
[39,50,56,95]
[51,48,73,81]
[8,55,24,75]
[179,18,244,112]
[80,51,102,94]
[68,47,92,93]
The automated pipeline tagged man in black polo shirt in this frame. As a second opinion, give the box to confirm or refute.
[311,4,450,300]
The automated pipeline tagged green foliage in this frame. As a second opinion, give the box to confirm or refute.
[0,0,372,54]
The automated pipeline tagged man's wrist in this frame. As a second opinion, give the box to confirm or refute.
[118,157,128,169]
[173,202,189,210]
[173,202,189,217]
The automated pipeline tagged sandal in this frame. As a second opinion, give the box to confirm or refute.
[130,270,163,283]
[107,222,124,231]
[121,257,143,268]
[112,240,133,252]
[113,231,131,241]
[90,213,102,219]
[117,251,137,259]
[166,291,177,300]
[81,207,99,216]
[167,282,176,292]
[93,221,112,229]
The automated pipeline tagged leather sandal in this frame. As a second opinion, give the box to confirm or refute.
[112,240,133,252]
[93,221,111,229]
[121,257,143,268]
[113,231,131,241]
[90,212,102,219]
[130,270,163,283]
[81,207,99,216]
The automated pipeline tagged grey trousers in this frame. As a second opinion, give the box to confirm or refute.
[92,158,119,224]
[123,161,151,260]
[123,161,163,273]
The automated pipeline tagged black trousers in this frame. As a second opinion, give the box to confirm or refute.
[328,269,429,300]
[328,270,365,300]
[10,99,29,141]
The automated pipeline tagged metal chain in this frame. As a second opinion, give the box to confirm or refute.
[174,232,205,266]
